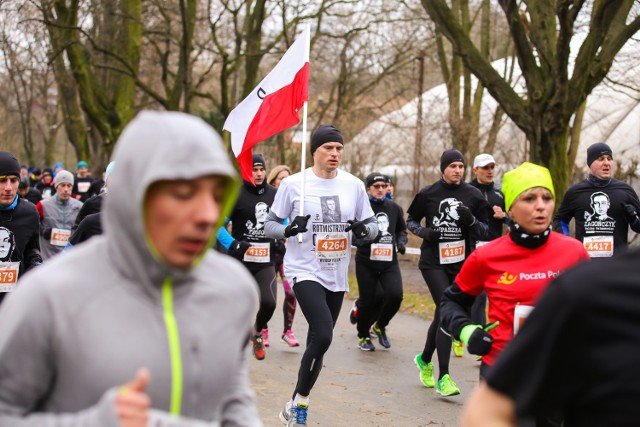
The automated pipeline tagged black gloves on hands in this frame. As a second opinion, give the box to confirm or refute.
[274,239,287,256]
[466,327,494,356]
[284,215,310,237]
[397,243,406,255]
[457,205,476,226]
[418,227,440,242]
[345,219,369,238]
[229,240,251,260]
[43,228,52,240]
[622,203,639,223]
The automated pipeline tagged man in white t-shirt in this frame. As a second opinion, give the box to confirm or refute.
[265,124,378,427]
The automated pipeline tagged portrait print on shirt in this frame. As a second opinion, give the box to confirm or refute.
[433,198,462,228]
[321,196,342,223]
[585,192,614,222]
[0,227,16,262]
[244,202,269,236]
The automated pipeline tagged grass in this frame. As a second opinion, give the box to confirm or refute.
[346,274,436,321]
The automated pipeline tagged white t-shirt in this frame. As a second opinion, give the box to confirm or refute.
[270,168,374,292]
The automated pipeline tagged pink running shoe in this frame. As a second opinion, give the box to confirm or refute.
[281,330,300,347]
[261,328,270,347]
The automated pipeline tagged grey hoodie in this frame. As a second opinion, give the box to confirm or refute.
[0,111,261,426]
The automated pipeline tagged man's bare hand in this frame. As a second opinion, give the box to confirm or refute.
[116,368,151,427]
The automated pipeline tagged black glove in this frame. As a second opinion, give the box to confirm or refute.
[345,219,369,238]
[460,321,498,356]
[397,243,406,255]
[229,240,251,260]
[284,215,310,237]
[274,239,287,256]
[43,228,52,240]
[622,203,639,223]
[457,205,476,226]
[418,227,440,242]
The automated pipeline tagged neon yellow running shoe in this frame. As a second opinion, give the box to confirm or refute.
[453,339,464,357]
[436,374,461,396]
[413,353,435,388]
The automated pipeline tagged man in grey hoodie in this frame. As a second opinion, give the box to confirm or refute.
[0,111,261,426]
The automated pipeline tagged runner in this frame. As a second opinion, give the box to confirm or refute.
[353,172,407,351]
[217,153,278,360]
[407,148,492,397]
[35,170,83,260]
[266,164,300,347]
[72,160,97,202]
[553,142,640,258]
[0,111,261,425]
[460,247,640,426]
[17,178,43,205]
[34,167,56,200]
[440,163,589,418]
[0,151,41,304]
[463,153,509,354]
[265,124,378,426]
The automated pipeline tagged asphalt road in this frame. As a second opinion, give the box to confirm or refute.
[249,290,481,427]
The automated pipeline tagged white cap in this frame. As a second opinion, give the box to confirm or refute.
[473,153,496,168]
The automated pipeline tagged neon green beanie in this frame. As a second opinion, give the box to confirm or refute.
[503,162,555,211]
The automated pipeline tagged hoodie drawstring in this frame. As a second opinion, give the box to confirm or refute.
[162,277,183,415]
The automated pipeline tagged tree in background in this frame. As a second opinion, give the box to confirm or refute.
[422,0,640,197]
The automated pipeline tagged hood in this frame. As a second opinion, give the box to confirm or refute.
[103,111,239,288]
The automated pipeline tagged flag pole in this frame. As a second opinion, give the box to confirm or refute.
[298,24,311,243]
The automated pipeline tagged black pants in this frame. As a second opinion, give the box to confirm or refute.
[250,266,277,332]
[355,262,403,338]
[292,280,344,397]
[419,267,454,379]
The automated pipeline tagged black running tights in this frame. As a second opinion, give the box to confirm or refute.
[420,268,453,380]
[291,280,344,397]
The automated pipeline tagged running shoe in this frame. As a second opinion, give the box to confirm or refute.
[358,337,375,351]
[372,322,391,348]
[453,339,464,357]
[252,335,266,360]
[261,328,270,347]
[436,374,461,396]
[281,330,300,347]
[414,353,435,388]
[349,301,358,325]
[279,401,309,426]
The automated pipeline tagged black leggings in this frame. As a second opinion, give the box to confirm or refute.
[292,280,344,397]
[251,266,277,332]
[419,268,454,380]
[355,262,403,338]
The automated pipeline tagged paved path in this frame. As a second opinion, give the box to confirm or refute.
[249,292,481,426]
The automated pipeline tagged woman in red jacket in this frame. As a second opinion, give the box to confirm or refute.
[440,162,589,380]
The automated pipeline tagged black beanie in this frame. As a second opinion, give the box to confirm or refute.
[440,148,465,173]
[252,153,266,168]
[311,124,344,155]
[0,151,21,177]
[365,172,389,187]
[587,142,613,167]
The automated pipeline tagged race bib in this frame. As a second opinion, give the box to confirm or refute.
[370,243,393,261]
[316,233,348,261]
[0,262,19,292]
[243,242,270,263]
[77,181,91,193]
[51,228,71,246]
[583,235,614,258]
[148,409,218,427]
[513,304,534,335]
[438,240,465,264]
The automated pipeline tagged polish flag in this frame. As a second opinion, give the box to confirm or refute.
[224,28,310,184]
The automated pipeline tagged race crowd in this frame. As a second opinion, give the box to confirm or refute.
[0,111,639,427]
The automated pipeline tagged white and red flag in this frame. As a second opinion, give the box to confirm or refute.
[224,27,310,184]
